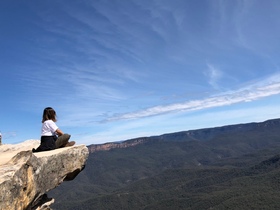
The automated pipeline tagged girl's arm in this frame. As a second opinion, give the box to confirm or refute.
[56,128,64,136]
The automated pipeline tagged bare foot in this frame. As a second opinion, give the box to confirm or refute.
[65,141,75,147]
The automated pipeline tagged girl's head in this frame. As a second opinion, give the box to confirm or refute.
[42,107,57,123]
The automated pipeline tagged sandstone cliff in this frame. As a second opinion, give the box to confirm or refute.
[88,137,148,153]
[0,140,89,210]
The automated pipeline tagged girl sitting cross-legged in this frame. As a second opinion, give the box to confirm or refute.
[33,107,75,153]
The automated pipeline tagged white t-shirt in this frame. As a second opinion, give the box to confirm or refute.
[41,120,58,136]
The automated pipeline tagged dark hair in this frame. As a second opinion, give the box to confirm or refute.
[42,107,57,123]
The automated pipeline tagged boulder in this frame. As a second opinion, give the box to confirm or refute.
[0,140,89,210]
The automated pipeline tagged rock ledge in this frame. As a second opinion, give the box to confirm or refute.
[0,140,89,210]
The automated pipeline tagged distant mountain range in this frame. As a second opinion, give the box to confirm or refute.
[50,118,280,209]
[88,118,280,152]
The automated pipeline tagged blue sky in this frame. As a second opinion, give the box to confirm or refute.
[1,0,280,145]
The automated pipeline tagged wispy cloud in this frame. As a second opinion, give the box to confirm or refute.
[205,63,223,89]
[105,74,280,121]
[77,102,280,145]
[1,132,17,139]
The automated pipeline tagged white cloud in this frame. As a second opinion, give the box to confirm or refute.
[205,63,223,89]
[105,74,280,121]
[76,101,280,145]
[1,132,17,139]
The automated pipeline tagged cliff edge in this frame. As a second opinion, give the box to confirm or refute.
[0,140,89,210]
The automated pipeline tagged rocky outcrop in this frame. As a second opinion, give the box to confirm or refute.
[0,140,89,210]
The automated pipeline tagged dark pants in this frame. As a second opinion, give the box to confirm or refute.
[33,135,57,152]
[33,133,71,153]
[55,133,71,148]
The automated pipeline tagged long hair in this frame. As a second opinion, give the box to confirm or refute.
[42,107,57,123]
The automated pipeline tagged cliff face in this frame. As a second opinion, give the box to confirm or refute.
[88,137,148,153]
[0,140,89,210]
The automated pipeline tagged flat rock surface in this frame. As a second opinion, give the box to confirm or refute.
[0,140,82,166]
[0,140,39,166]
